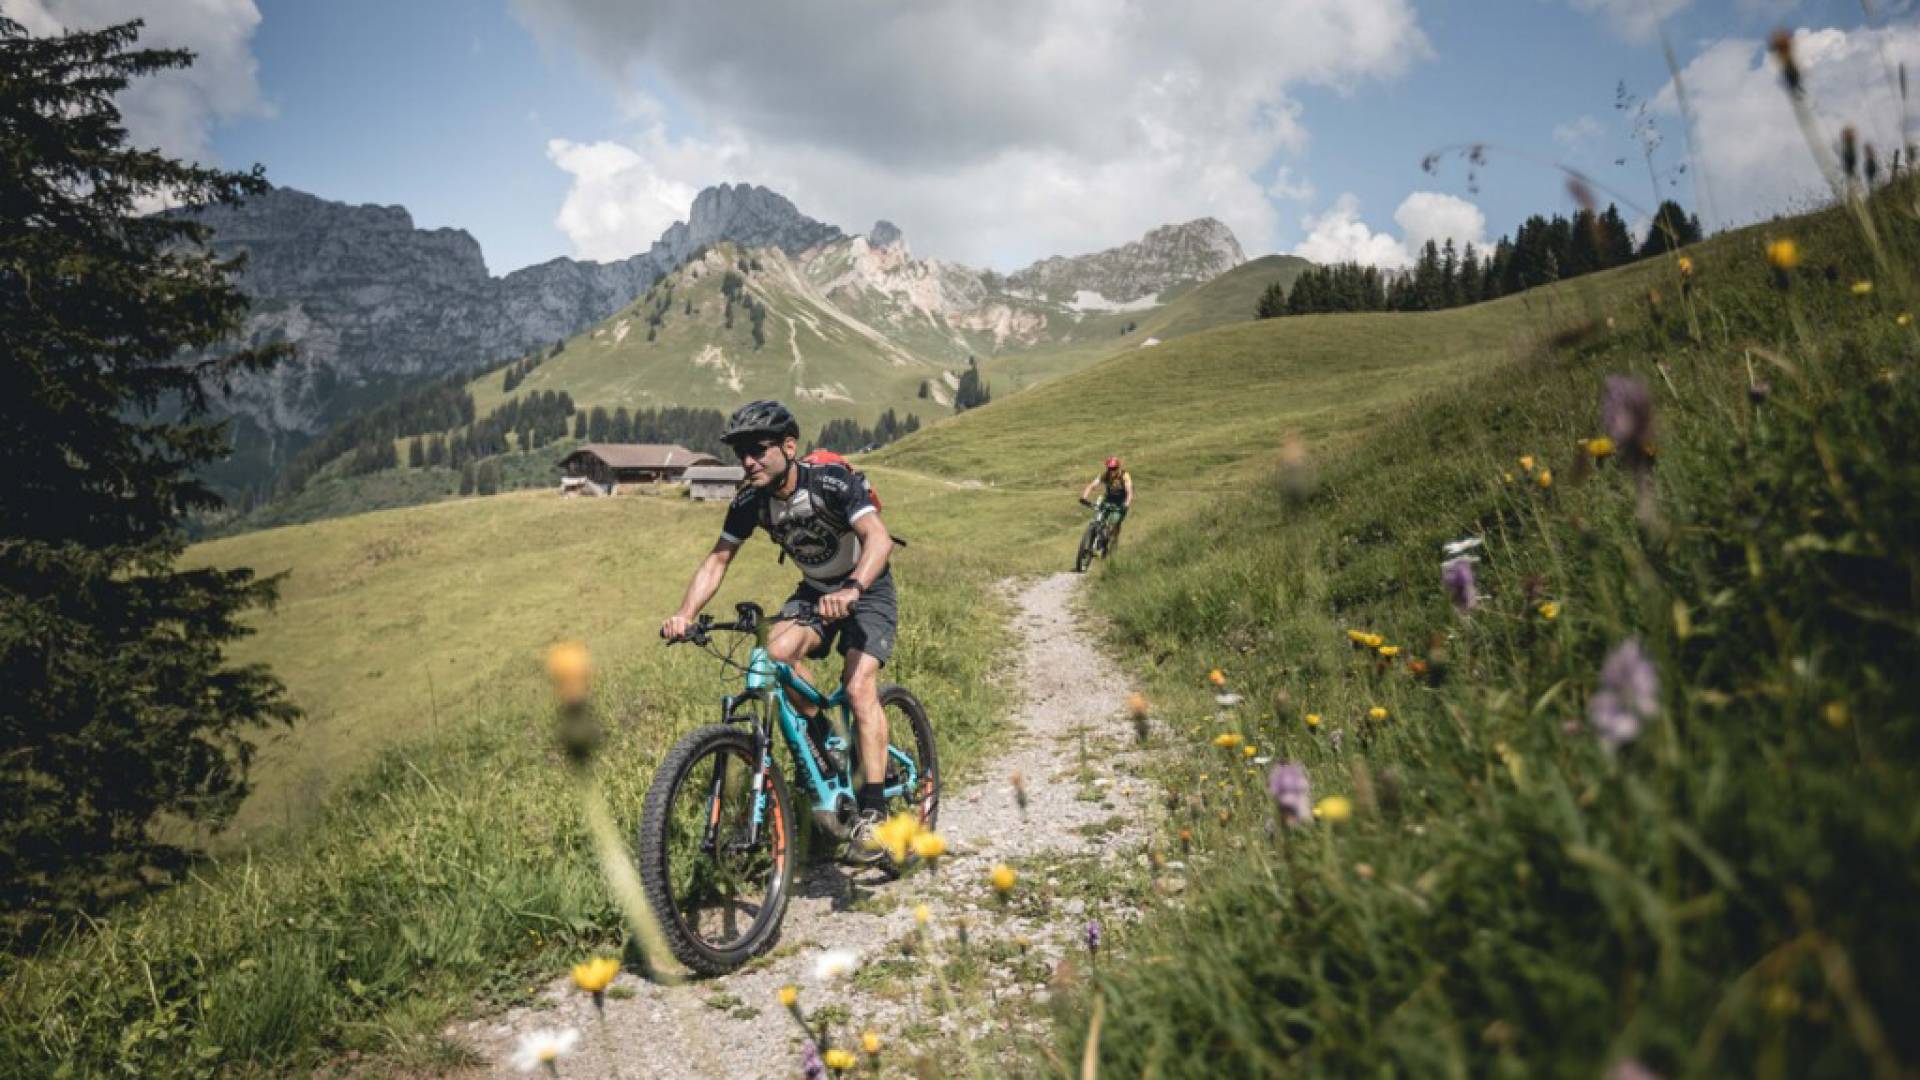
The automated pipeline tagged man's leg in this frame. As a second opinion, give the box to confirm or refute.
[766,620,824,715]
[843,649,889,789]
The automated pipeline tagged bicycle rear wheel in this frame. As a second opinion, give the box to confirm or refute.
[636,725,796,976]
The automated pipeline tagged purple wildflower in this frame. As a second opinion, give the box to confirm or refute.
[1267,762,1312,825]
[1588,638,1659,751]
[1602,375,1655,465]
[1442,558,1479,612]
[1085,919,1102,955]
[802,1041,827,1080]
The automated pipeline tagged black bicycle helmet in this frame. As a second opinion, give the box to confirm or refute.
[720,399,800,446]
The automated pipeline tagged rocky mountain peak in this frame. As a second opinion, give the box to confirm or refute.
[1005,217,1245,304]
[663,182,843,259]
[868,220,904,250]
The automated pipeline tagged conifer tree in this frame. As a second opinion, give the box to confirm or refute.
[0,16,296,937]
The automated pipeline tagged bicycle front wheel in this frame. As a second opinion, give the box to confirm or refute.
[636,725,796,976]
[1076,521,1099,572]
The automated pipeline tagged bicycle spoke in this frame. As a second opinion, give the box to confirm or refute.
[662,743,776,952]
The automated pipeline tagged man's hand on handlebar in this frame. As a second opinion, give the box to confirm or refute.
[817,586,860,621]
[660,613,695,642]
[1079,497,1094,508]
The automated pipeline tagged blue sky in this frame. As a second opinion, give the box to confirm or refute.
[10,0,1912,274]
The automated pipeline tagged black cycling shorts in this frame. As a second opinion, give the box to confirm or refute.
[774,572,898,666]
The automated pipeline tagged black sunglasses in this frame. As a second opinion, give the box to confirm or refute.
[735,440,782,462]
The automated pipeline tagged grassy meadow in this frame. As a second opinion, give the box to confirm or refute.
[1039,190,1920,1076]
[10,157,1918,1078]
[3,198,1559,1076]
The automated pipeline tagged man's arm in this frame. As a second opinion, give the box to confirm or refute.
[818,512,892,621]
[661,538,740,639]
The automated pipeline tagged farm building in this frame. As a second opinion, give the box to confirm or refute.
[556,443,721,493]
[685,465,746,501]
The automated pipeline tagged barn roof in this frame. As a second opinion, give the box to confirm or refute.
[558,444,720,471]
[685,465,745,482]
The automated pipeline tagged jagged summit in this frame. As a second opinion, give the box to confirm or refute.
[651,183,843,264]
[1006,217,1245,305]
[868,220,904,250]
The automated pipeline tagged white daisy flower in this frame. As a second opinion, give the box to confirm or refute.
[1214,692,1244,707]
[814,947,860,981]
[512,1028,579,1074]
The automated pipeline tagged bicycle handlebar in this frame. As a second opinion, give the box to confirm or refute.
[664,601,764,646]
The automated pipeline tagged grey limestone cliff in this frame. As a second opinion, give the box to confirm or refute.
[1004,218,1244,304]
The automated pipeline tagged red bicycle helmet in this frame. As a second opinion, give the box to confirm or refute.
[1105,456,1121,469]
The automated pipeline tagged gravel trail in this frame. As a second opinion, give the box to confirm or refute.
[449,572,1152,1078]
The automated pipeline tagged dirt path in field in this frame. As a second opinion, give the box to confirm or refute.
[448,572,1156,1078]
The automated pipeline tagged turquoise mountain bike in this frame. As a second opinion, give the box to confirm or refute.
[638,601,938,975]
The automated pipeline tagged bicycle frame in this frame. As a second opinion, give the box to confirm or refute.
[722,619,923,830]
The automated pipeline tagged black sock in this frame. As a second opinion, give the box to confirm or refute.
[858,783,888,815]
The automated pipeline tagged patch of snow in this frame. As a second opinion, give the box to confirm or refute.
[613,318,631,345]
[1138,337,1161,348]
[1068,289,1160,313]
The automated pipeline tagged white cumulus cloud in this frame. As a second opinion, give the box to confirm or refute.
[1658,22,1920,227]
[1291,191,1488,269]
[513,0,1429,267]
[1,0,270,165]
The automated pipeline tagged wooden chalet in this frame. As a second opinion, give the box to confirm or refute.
[557,443,721,493]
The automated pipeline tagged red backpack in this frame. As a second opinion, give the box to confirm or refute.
[801,449,883,512]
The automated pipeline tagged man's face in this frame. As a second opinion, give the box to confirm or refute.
[735,435,794,487]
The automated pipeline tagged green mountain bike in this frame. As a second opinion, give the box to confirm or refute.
[1076,497,1123,572]
[638,601,938,975]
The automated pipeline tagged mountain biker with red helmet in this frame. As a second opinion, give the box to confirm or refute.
[1080,455,1133,550]
[660,399,900,864]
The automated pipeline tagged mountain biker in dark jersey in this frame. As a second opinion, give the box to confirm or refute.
[1080,456,1133,549]
[660,400,899,864]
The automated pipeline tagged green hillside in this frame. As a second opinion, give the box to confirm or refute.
[977,252,1314,394]
[19,196,1888,1077]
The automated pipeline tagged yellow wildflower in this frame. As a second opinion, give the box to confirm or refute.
[1676,255,1693,276]
[911,831,947,860]
[545,640,592,705]
[1377,645,1400,658]
[824,1048,858,1072]
[778,984,799,1008]
[862,1030,882,1055]
[1538,601,1560,621]
[1243,744,1258,758]
[866,812,921,863]
[1502,471,1516,484]
[1519,455,1536,472]
[1537,467,1553,488]
[570,956,618,995]
[1213,732,1243,749]
[1305,713,1322,727]
[1584,436,1616,459]
[1766,238,1799,270]
[1208,668,1226,687]
[1852,279,1874,296]
[1126,691,1150,717]
[1899,313,1913,327]
[1823,701,1850,729]
[1314,796,1353,822]
[990,864,1017,894]
[1369,706,1389,721]
[914,903,931,926]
